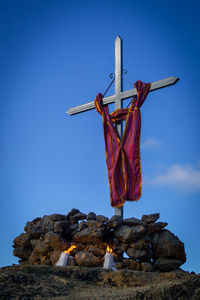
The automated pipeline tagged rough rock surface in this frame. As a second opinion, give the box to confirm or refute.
[12,209,186,273]
[0,265,200,299]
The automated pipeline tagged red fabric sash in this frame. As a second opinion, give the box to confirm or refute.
[95,80,151,207]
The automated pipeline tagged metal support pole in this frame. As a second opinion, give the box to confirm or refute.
[114,36,124,219]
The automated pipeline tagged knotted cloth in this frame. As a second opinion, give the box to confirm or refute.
[95,80,151,207]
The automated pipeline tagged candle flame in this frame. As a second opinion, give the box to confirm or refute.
[64,245,76,254]
[106,245,113,254]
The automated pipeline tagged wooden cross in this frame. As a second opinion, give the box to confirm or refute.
[66,36,178,219]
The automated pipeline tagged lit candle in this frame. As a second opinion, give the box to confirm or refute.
[55,252,69,266]
[103,246,117,271]
[55,245,76,267]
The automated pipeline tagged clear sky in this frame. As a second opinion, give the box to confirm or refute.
[1,0,200,272]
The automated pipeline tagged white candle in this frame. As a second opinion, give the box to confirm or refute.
[103,252,117,271]
[55,252,69,266]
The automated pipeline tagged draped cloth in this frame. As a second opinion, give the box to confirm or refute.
[95,80,151,207]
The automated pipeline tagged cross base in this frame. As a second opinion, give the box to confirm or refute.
[115,206,123,219]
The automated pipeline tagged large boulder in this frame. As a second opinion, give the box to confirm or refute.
[152,230,186,264]
[154,258,182,272]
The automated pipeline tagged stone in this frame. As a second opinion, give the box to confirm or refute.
[115,225,146,243]
[153,230,186,264]
[87,220,102,228]
[151,233,159,246]
[13,233,30,247]
[147,222,168,234]
[13,246,32,260]
[30,239,51,253]
[75,251,101,267]
[86,245,105,257]
[49,250,62,265]
[129,236,151,250]
[73,212,87,221]
[42,215,65,232]
[66,208,80,219]
[154,258,182,272]
[43,214,66,223]
[142,213,160,224]
[54,221,70,233]
[126,248,152,262]
[44,232,68,250]
[12,210,187,272]
[96,215,109,223]
[32,217,42,224]
[131,225,146,240]
[123,217,146,226]
[122,258,141,270]
[114,226,133,242]
[106,215,122,228]
[28,225,43,239]
[141,262,153,272]
[68,216,78,225]
[72,227,105,244]
[87,212,96,220]
[24,221,32,232]
[29,251,42,264]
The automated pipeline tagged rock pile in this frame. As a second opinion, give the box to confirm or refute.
[13,210,186,272]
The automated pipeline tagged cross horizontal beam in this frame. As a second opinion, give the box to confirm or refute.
[66,76,179,116]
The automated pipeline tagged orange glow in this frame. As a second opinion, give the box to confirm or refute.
[64,245,76,254]
[106,245,113,254]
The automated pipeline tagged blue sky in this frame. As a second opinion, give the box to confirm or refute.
[1,0,200,272]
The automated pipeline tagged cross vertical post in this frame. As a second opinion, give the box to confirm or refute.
[114,36,124,219]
